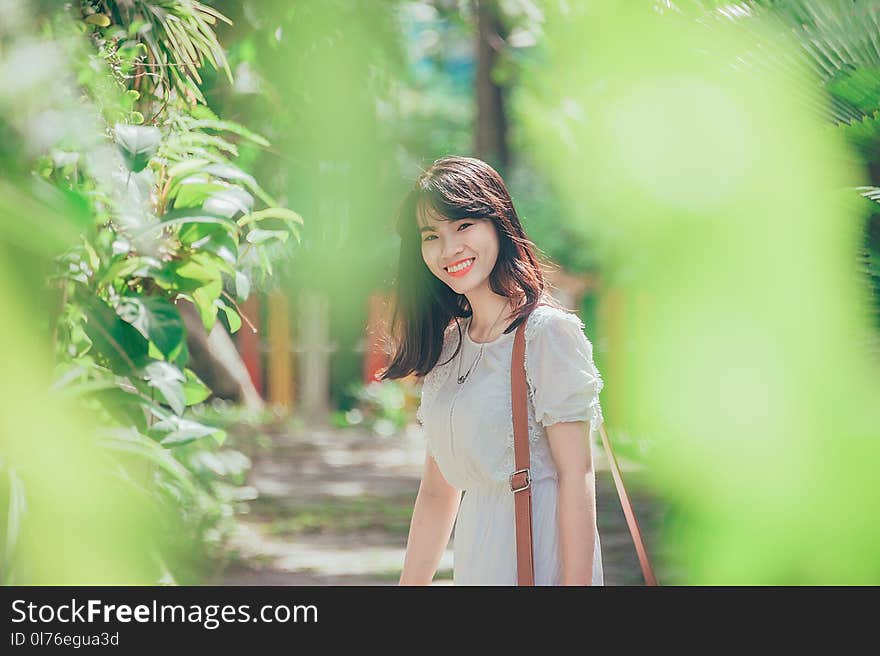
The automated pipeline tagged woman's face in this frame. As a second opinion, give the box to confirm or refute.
[419,205,500,295]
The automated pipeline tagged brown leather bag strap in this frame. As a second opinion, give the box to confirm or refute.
[598,423,660,586]
[510,317,534,585]
[510,306,660,586]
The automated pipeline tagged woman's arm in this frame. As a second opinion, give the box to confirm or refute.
[546,420,596,586]
[398,452,462,585]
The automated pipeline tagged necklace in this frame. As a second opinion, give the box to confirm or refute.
[456,300,509,384]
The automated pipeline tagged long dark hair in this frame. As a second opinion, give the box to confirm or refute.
[378,156,566,380]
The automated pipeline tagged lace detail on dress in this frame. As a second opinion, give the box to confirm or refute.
[416,321,461,456]
[493,305,605,483]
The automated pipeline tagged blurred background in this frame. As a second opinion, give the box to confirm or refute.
[1,0,877,585]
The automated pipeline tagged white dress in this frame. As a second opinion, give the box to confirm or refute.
[416,304,605,585]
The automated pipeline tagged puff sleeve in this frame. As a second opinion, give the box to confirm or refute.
[525,310,605,431]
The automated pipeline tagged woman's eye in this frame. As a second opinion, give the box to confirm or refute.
[422,222,472,242]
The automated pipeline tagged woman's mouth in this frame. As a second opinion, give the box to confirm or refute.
[445,257,475,278]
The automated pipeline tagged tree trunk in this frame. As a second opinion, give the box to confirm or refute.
[475,0,510,170]
[178,299,264,411]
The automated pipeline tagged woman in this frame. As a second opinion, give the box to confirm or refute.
[379,156,604,585]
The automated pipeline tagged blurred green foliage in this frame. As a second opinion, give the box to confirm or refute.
[0,1,300,583]
[520,0,880,584]
[330,379,413,438]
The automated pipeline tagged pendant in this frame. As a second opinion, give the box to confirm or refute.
[457,375,466,384]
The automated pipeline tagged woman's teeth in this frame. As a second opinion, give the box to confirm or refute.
[446,258,475,274]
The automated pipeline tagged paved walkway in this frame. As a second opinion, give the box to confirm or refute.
[212,422,673,586]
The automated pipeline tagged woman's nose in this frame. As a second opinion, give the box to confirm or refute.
[442,237,464,256]
[443,245,464,261]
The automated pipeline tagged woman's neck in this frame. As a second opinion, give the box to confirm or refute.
[467,295,513,341]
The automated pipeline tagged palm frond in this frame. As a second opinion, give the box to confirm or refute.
[697,1,880,125]
[106,0,233,102]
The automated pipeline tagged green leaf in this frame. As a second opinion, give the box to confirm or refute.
[192,279,223,330]
[128,19,146,37]
[115,296,185,360]
[168,335,189,367]
[246,228,289,245]
[142,360,186,416]
[89,386,151,433]
[166,158,210,183]
[81,238,100,272]
[203,163,255,187]
[49,363,96,394]
[204,188,254,219]
[179,222,238,265]
[192,250,235,276]
[135,210,238,241]
[97,256,148,287]
[173,178,227,209]
[238,207,304,228]
[151,415,229,449]
[99,428,196,495]
[85,13,111,27]
[152,416,221,447]
[189,118,271,147]
[234,271,250,301]
[114,124,161,172]
[183,368,211,405]
[167,131,238,157]
[258,246,273,276]
[81,295,150,373]
[148,328,188,366]
[204,163,277,206]
[175,254,223,284]
[216,299,242,333]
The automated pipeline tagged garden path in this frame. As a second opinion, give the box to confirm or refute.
[213,423,672,586]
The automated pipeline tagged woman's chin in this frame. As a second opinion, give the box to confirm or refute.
[449,279,485,295]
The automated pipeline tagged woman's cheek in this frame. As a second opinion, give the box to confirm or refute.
[421,244,435,268]
[421,254,437,277]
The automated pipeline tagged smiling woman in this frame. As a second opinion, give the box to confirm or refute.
[381,156,557,379]
[378,156,605,586]
[421,213,491,283]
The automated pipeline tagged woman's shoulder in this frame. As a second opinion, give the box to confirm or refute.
[525,303,586,342]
